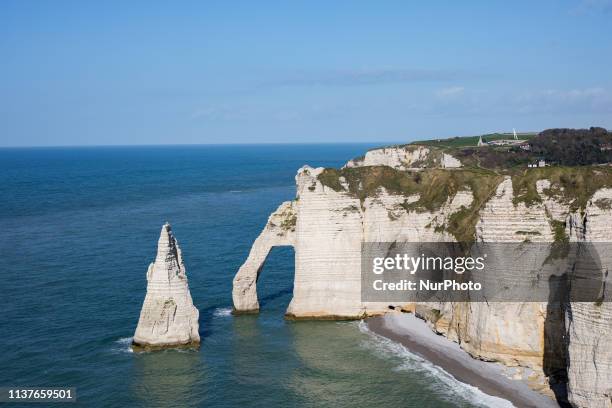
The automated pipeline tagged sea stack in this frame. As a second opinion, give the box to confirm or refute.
[132,223,200,350]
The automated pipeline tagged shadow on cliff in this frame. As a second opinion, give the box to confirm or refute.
[544,242,605,408]
[543,272,570,407]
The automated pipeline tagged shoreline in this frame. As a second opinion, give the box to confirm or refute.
[366,313,560,408]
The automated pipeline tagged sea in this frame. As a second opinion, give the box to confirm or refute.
[0,144,509,407]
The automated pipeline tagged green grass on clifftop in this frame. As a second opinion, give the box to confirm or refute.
[317,165,612,242]
[411,132,535,149]
[511,166,612,210]
[317,166,502,242]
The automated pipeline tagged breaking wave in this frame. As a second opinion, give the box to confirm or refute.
[357,321,514,408]
[213,307,233,317]
[112,337,134,354]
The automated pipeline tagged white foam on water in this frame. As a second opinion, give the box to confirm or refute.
[213,307,233,317]
[112,337,134,354]
[357,321,515,408]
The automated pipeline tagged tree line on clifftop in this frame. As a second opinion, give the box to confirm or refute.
[530,127,611,166]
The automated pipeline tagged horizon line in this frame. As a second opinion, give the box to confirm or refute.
[0,140,407,149]
[0,130,546,149]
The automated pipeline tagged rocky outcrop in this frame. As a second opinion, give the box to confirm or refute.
[286,166,375,318]
[565,188,612,408]
[344,145,461,169]
[287,166,476,319]
[233,158,612,405]
[133,223,200,350]
[234,165,479,318]
[428,178,564,394]
[232,201,296,313]
[441,152,462,168]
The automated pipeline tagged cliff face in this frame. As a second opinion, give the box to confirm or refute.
[232,148,612,406]
[133,223,200,350]
[344,145,462,170]
[564,189,612,408]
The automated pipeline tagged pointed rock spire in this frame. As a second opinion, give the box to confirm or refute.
[132,223,200,350]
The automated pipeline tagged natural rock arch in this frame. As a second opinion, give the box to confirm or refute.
[232,201,296,313]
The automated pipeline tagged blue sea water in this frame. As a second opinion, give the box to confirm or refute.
[0,145,496,407]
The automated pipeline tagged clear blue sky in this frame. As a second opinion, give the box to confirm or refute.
[1,0,611,146]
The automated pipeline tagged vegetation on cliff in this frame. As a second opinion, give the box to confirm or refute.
[318,127,611,242]
[399,127,611,171]
[412,132,534,149]
[511,166,612,210]
[317,166,502,242]
[531,127,611,166]
[447,128,610,170]
[317,164,612,242]
[345,128,611,172]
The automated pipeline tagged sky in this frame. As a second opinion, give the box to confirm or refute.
[1,0,611,147]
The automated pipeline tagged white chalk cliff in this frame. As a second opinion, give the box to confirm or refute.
[232,201,296,313]
[233,146,612,406]
[344,145,462,170]
[133,223,200,350]
[565,188,612,408]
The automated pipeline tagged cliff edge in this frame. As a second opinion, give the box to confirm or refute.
[232,128,612,406]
